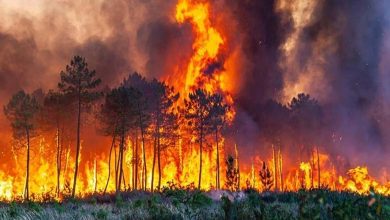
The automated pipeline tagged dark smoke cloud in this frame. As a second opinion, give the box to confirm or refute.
[295,0,388,168]
[136,20,194,79]
[225,0,290,107]
[222,0,389,173]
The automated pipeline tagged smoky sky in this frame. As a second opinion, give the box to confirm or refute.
[226,0,389,170]
[0,0,389,170]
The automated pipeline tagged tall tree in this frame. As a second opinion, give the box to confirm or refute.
[209,93,229,189]
[289,93,324,188]
[4,90,40,200]
[98,86,138,192]
[182,89,212,189]
[58,56,101,197]
[123,73,151,190]
[42,90,70,197]
[149,79,179,191]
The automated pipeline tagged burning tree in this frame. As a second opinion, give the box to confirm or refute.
[209,94,229,189]
[289,93,324,188]
[259,161,273,191]
[225,155,239,191]
[99,85,142,192]
[182,89,213,189]
[4,90,40,200]
[41,90,71,197]
[58,56,101,197]
[148,79,179,191]
[123,73,152,190]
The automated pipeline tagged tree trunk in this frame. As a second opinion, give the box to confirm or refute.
[316,146,321,188]
[72,96,81,198]
[235,144,240,190]
[278,147,284,191]
[135,135,139,190]
[310,148,315,189]
[151,136,156,192]
[272,145,278,191]
[138,106,147,190]
[56,125,61,197]
[115,143,119,191]
[117,132,125,192]
[157,131,161,191]
[198,126,203,189]
[215,128,220,189]
[104,136,116,194]
[25,128,30,201]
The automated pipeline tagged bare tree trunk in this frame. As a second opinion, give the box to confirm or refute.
[272,145,278,191]
[138,106,147,191]
[25,128,30,201]
[72,96,81,198]
[135,135,139,190]
[234,144,240,190]
[104,136,116,194]
[215,129,220,189]
[310,148,315,189]
[316,146,321,188]
[115,143,119,191]
[157,130,162,191]
[198,125,203,189]
[117,132,125,192]
[278,147,283,191]
[151,136,157,192]
[132,139,135,190]
[56,125,61,197]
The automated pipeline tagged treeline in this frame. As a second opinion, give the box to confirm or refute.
[3,56,230,200]
[3,56,328,200]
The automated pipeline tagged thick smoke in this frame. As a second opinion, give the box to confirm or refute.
[225,0,389,173]
[0,0,389,175]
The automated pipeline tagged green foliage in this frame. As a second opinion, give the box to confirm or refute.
[96,208,108,219]
[8,202,20,218]
[115,194,125,208]
[27,201,43,212]
[52,201,65,213]
[3,90,40,138]
[0,190,389,219]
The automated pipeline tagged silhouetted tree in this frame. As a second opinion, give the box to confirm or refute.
[225,154,239,191]
[182,89,213,189]
[42,90,70,196]
[98,85,141,192]
[289,93,324,188]
[259,161,273,191]
[149,79,179,191]
[209,94,229,189]
[4,90,40,200]
[123,73,151,190]
[58,56,101,197]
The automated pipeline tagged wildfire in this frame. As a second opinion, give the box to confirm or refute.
[0,0,388,202]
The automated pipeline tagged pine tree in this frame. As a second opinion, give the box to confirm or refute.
[209,93,229,189]
[58,56,101,197]
[182,89,213,189]
[4,90,40,200]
